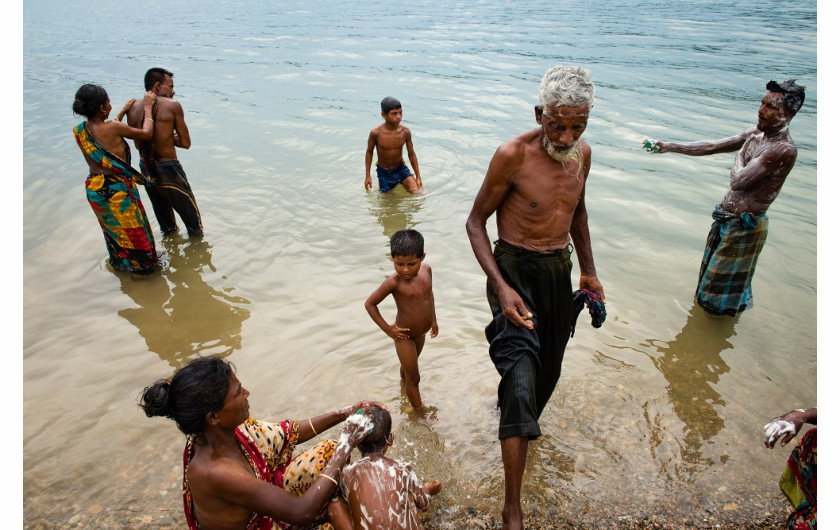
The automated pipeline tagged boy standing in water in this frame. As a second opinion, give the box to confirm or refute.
[329,406,442,530]
[365,229,438,411]
[364,97,423,194]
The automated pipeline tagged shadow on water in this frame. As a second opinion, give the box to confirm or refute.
[116,235,251,368]
[643,303,736,479]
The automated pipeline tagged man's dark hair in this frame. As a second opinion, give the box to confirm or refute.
[357,406,392,454]
[381,96,402,114]
[766,79,805,117]
[145,67,175,91]
[390,229,424,258]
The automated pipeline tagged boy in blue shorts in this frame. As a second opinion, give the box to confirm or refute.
[364,97,423,194]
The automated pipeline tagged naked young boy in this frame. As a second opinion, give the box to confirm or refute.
[365,229,438,411]
[328,406,442,530]
[364,97,423,194]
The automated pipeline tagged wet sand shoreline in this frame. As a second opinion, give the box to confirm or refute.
[24,474,793,529]
[24,505,791,529]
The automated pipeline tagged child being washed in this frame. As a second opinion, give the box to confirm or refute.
[328,405,441,529]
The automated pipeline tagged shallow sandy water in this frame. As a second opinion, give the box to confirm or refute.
[23,0,818,527]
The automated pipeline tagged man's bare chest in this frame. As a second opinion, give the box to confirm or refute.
[511,170,583,210]
[740,134,771,164]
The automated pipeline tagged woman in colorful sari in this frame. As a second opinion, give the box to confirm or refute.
[72,84,160,276]
[764,407,816,529]
[141,356,380,530]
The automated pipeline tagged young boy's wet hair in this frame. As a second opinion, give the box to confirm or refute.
[381,96,402,114]
[357,405,392,454]
[390,229,424,258]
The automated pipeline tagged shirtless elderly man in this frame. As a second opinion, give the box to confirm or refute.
[466,65,603,529]
[127,67,203,236]
[646,79,805,316]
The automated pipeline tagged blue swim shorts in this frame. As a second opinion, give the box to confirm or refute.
[376,160,413,193]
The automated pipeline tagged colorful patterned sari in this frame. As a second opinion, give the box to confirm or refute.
[183,418,337,530]
[780,428,816,529]
[73,122,158,275]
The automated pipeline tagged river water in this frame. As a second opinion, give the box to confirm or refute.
[23,0,818,527]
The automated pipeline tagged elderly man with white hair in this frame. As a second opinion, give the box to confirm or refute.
[466,65,604,529]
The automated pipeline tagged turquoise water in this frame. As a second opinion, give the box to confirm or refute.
[23,0,817,526]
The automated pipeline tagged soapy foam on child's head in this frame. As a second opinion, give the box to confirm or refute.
[339,413,373,447]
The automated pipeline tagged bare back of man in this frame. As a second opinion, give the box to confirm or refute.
[127,95,191,162]
[125,68,202,236]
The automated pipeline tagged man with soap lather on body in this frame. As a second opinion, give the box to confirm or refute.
[645,79,805,316]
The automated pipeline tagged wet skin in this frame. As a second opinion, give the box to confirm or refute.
[330,441,441,530]
[185,375,375,530]
[365,107,423,193]
[79,91,156,173]
[127,74,192,162]
[466,102,604,330]
[365,255,438,410]
[466,100,603,530]
[646,91,798,216]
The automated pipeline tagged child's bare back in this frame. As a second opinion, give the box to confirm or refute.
[330,406,441,530]
[340,455,441,530]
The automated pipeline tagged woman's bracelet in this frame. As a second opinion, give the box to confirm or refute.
[320,473,338,486]
[308,418,318,435]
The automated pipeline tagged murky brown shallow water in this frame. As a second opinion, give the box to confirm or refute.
[23,0,818,527]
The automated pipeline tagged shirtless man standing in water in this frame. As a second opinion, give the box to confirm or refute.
[466,65,603,529]
[127,67,203,236]
[645,79,805,316]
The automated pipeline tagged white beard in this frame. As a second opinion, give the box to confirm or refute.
[542,135,580,164]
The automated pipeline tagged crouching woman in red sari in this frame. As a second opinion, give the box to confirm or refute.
[141,356,378,529]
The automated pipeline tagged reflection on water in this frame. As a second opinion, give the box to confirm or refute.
[643,304,735,478]
[117,236,251,367]
[368,190,423,246]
